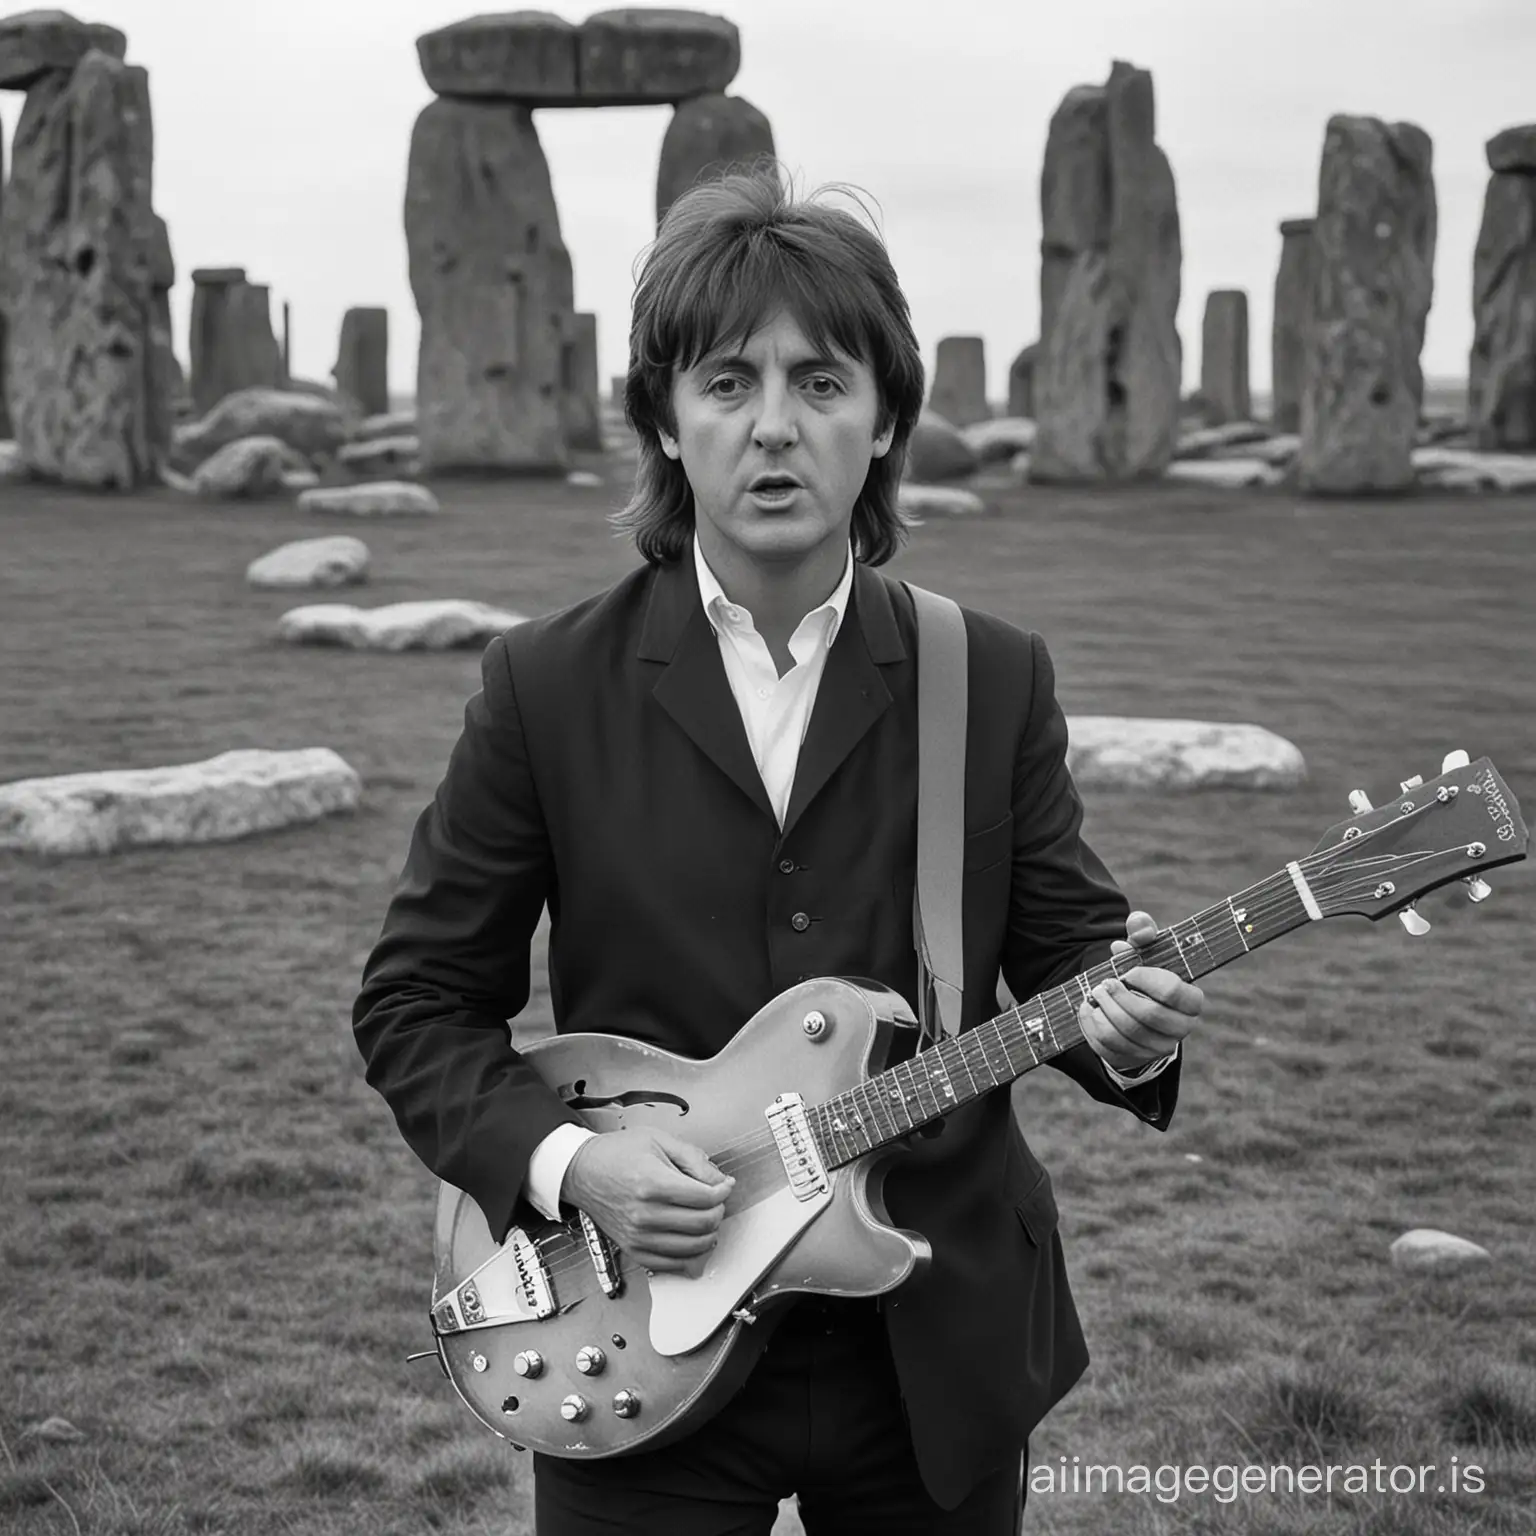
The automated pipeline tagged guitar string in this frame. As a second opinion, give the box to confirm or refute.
[485,840,1474,1299]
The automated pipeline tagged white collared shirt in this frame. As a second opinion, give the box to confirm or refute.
[521,539,1168,1217]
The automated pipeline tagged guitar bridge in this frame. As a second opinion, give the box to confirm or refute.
[431,1225,557,1334]
[579,1210,622,1297]
[765,1092,829,1202]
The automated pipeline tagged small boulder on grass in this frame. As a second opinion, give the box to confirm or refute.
[903,410,979,482]
[277,599,523,651]
[193,436,309,499]
[246,536,370,590]
[1390,1229,1492,1273]
[298,482,439,517]
[961,416,1035,463]
[897,483,987,518]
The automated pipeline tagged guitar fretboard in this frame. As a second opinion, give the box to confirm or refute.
[807,867,1314,1169]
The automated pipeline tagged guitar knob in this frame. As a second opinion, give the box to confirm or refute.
[1348,790,1373,814]
[1441,749,1470,772]
[612,1389,642,1419]
[1464,876,1492,903]
[576,1346,607,1376]
[1398,905,1431,936]
[512,1351,543,1379]
[559,1394,590,1423]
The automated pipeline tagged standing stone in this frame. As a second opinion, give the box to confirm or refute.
[1200,289,1250,423]
[406,97,573,473]
[1006,342,1037,419]
[334,306,389,417]
[656,93,775,227]
[1469,129,1536,450]
[0,10,125,89]
[1033,61,1181,482]
[928,336,989,428]
[189,269,284,415]
[0,49,161,487]
[1297,116,1436,494]
[0,124,8,438]
[1271,217,1315,432]
[145,209,179,447]
[561,310,602,451]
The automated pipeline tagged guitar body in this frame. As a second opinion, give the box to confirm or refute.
[431,977,930,1458]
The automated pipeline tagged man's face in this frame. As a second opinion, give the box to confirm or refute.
[658,309,895,572]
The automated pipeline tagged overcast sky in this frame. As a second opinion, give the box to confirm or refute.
[4,0,1531,404]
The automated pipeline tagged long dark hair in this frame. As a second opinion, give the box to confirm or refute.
[609,163,926,568]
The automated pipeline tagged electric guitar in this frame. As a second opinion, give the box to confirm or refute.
[423,751,1525,1458]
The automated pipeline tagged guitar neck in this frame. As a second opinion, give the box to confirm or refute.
[810,865,1319,1170]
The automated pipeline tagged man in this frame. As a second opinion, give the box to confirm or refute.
[354,168,1202,1535]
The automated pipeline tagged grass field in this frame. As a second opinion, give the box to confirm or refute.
[3,471,1535,1535]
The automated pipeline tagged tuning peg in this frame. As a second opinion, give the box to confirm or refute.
[1441,749,1470,773]
[1400,775,1424,793]
[1348,790,1373,814]
[1398,905,1431,936]
[1464,876,1492,904]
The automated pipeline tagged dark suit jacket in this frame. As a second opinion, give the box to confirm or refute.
[353,549,1179,1509]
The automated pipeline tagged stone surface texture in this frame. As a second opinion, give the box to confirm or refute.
[406,97,574,472]
[0,9,125,89]
[192,435,308,499]
[173,387,349,468]
[1297,115,1436,494]
[1065,718,1306,791]
[246,535,371,590]
[334,305,389,416]
[579,9,739,104]
[928,335,989,428]
[1006,342,1037,419]
[1271,217,1315,432]
[188,273,284,414]
[655,92,775,226]
[1469,169,1536,450]
[560,309,602,450]
[0,748,361,857]
[0,48,166,487]
[278,598,522,651]
[903,409,978,482]
[1199,289,1250,423]
[1388,1229,1492,1272]
[417,11,579,100]
[1486,125,1536,174]
[1033,62,1182,482]
[298,481,440,516]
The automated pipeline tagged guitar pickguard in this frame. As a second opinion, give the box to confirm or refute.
[647,1182,832,1356]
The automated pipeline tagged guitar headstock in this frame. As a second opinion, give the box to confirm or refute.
[1307,751,1526,929]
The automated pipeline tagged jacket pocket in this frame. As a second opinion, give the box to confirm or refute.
[963,812,1014,875]
[1015,1170,1060,1248]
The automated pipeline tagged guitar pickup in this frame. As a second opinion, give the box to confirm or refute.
[765,1092,829,1202]
[431,1225,557,1334]
[578,1211,623,1298]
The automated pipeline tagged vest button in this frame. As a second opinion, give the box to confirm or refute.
[779,859,796,874]
[791,912,811,932]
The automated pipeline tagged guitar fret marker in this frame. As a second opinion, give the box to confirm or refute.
[1228,901,1251,950]
[1285,861,1324,921]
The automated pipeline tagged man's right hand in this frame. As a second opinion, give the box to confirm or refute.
[561,1129,734,1275]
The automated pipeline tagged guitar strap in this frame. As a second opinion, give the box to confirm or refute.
[906,582,968,1044]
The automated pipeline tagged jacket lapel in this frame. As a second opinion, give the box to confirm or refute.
[640,558,778,823]
[780,562,907,840]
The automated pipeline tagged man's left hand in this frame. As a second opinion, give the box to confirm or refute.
[1077,910,1204,1076]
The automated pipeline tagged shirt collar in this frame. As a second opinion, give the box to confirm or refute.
[693,535,854,651]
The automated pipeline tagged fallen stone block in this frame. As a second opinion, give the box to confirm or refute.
[897,484,987,519]
[246,536,370,590]
[192,436,309,499]
[337,435,421,480]
[1389,1229,1492,1273]
[0,748,361,857]
[961,416,1036,463]
[904,409,978,482]
[1212,433,1299,466]
[1411,447,1536,491]
[174,387,349,469]
[1065,718,1306,791]
[566,470,603,487]
[1174,421,1273,459]
[353,409,417,443]
[298,482,439,517]
[277,599,523,651]
[1166,458,1284,490]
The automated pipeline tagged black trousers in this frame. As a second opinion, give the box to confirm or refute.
[533,1296,1026,1535]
